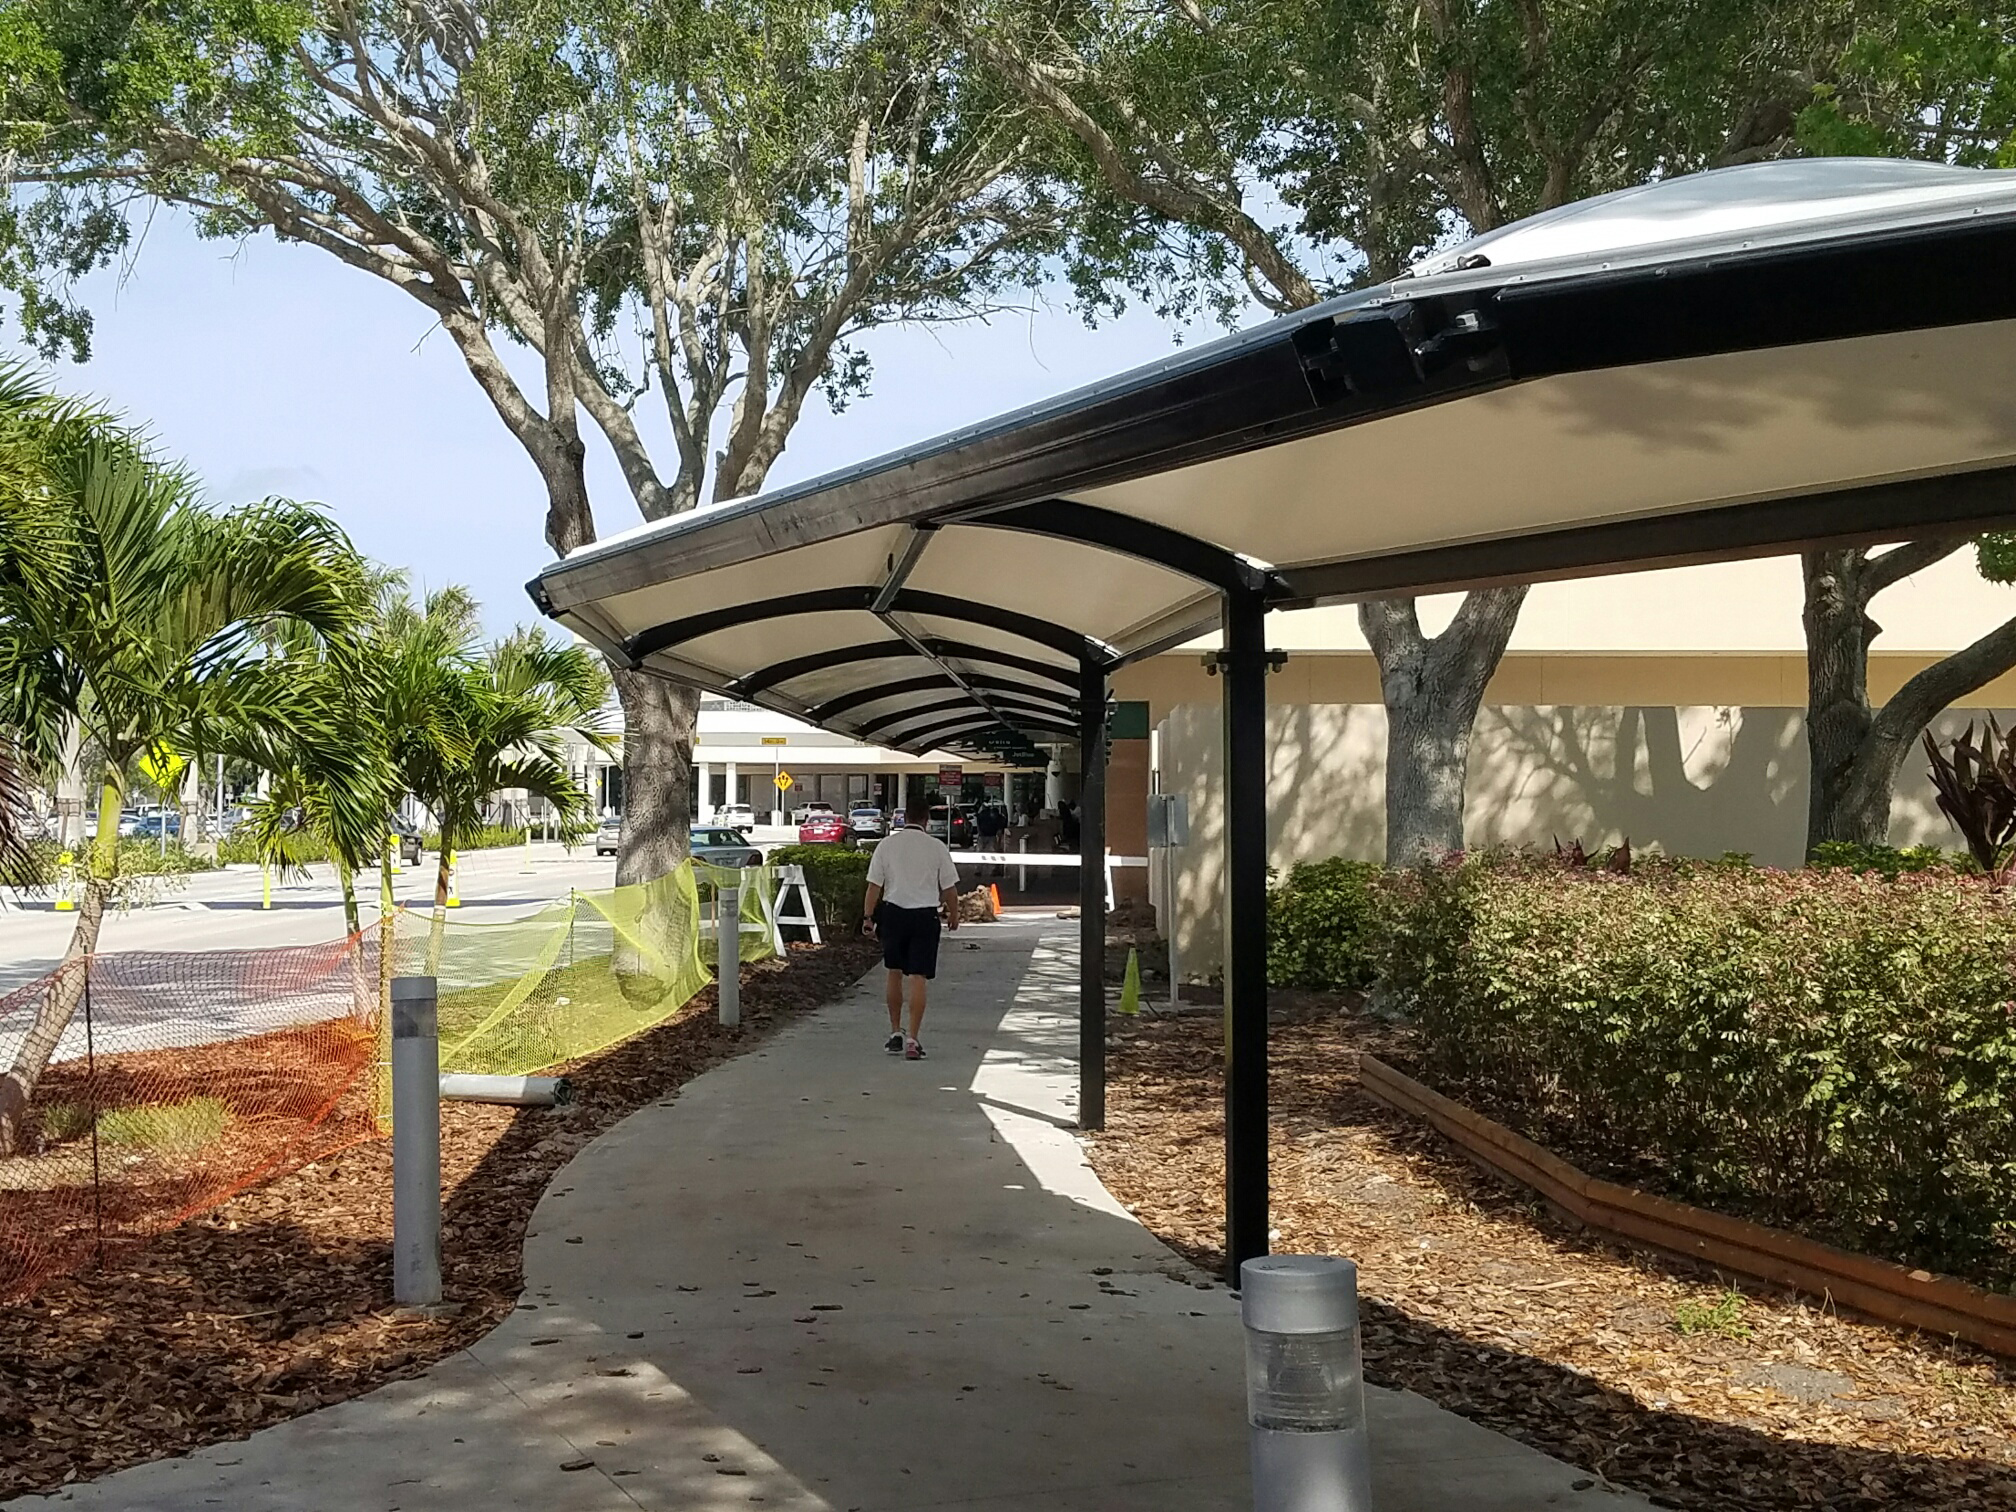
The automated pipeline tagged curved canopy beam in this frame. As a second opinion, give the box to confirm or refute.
[626,585,1102,668]
[867,697,1078,746]
[811,672,1077,724]
[851,694,1077,742]
[895,711,1078,751]
[956,498,1281,596]
[732,639,915,698]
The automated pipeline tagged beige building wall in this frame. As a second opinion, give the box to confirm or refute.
[1154,698,2007,986]
[1118,551,2016,982]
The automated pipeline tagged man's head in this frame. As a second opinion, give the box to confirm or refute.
[906,793,933,825]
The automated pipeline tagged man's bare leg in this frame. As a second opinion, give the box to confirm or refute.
[906,975,928,1043]
[885,969,904,1033]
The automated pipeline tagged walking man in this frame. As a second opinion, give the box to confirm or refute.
[863,794,961,1060]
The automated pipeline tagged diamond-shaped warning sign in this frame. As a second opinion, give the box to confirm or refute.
[773,770,793,791]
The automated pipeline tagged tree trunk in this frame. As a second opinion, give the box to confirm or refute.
[1802,542,2016,856]
[426,844,452,975]
[336,860,370,1016]
[373,852,399,1129]
[1362,589,1528,865]
[0,774,120,1154]
[1803,548,1885,849]
[612,670,695,885]
[337,861,360,937]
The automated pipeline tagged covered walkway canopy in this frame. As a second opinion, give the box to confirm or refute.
[532,158,2016,1277]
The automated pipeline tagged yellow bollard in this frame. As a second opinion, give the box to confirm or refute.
[387,833,403,875]
[53,851,75,911]
[446,850,460,907]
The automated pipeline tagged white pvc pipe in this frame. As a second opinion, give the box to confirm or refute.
[438,1072,570,1107]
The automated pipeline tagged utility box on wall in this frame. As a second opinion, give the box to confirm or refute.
[1147,792,1189,849]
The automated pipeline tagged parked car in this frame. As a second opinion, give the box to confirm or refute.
[596,815,621,856]
[132,812,181,839]
[691,827,763,868]
[715,802,757,828]
[926,804,974,848]
[847,806,886,839]
[792,799,836,825]
[797,812,851,845]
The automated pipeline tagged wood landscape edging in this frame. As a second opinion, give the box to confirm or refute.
[1354,1052,2016,1359]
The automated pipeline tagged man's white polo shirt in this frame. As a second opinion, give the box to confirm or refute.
[866,825,960,909]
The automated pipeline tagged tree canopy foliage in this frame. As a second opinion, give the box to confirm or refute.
[0,0,1071,529]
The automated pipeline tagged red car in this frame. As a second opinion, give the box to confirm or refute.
[797,812,851,845]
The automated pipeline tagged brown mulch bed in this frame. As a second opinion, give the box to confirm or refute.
[0,936,881,1500]
[1084,1003,2016,1512]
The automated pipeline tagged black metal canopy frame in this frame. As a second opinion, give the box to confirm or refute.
[531,160,2016,1282]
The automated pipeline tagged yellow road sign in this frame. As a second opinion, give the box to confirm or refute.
[773,770,794,791]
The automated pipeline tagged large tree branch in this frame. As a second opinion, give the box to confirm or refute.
[1864,537,1967,597]
[970,22,1318,310]
[1868,615,2016,760]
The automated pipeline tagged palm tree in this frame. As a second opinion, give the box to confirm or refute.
[234,565,415,937]
[405,628,612,971]
[0,374,368,1152]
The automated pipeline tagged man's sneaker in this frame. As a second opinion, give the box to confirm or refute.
[885,1032,905,1055]
[904,1038,926,1060]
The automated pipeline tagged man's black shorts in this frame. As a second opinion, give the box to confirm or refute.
[878,903,943,979]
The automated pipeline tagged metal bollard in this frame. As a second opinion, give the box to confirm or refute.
[391,976,442,1308]
[1241,1255,1372,1512]
[717,881,741,1028]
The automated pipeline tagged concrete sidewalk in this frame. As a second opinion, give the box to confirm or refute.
[17,917,1649,1511]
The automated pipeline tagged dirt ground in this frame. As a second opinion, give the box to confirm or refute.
[0,936,881,1500]
[1084,1003,2016,1512]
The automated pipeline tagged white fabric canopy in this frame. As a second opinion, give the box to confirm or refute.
[533,159,2016,756]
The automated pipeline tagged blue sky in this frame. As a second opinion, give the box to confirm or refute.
[20,215,1236,638]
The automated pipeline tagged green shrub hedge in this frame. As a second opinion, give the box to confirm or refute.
[32,837,218,877]
[422,825,528,853]
[768,843,871,933]
[215,830,332,866]
[1806,839,1970,878]
[1372,855,2016,1287]
[1267,858,1382,989]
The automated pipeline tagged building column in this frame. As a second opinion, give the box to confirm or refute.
[1221,587,1270,1282]
[895,769,908,817]
[696,760,712,819]
[725,760,739,812]
[1078,659,1108,1132]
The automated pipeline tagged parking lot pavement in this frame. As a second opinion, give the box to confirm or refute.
[0,844,619,988]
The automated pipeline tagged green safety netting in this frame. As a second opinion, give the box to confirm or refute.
[384,860,778,1085]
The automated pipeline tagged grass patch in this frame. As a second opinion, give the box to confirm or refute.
[34,1102,93,1143]
[1673,1289,1751,1340]
[98,1097,228,1156]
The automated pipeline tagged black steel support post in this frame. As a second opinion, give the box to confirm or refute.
[1221,588,1270,1281]
[1078,658,1108,1132]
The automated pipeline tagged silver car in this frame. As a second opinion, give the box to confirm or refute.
[691,826,762,868]
[848,806,886,839]
[595,816,622,856]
